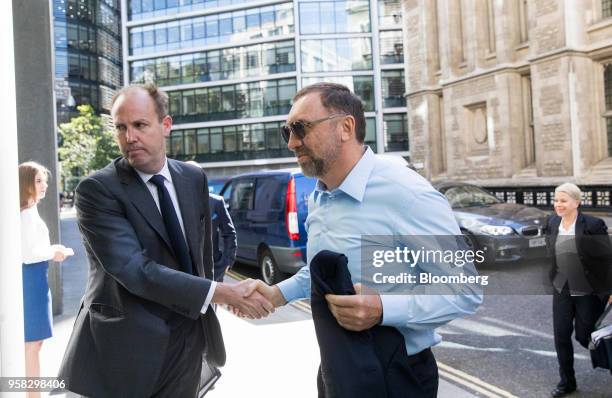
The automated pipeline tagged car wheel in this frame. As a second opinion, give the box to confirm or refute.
[260,249,281,285]
[461,230,479,251]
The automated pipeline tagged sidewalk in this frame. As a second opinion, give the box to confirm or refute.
[42,210,478,397]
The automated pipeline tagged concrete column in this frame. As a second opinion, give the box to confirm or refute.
[13,0,62,315]
[0,0,26,382]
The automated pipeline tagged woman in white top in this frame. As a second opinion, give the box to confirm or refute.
[19,161,72,394]
[546,183,612,397]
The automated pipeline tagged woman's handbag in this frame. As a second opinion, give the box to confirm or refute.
[589,303,612,374]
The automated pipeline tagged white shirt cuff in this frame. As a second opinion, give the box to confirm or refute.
[200,281,217,313]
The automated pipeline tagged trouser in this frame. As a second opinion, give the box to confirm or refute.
[151,319,206,398]
[317,348,439,398]
[552,285,606,386]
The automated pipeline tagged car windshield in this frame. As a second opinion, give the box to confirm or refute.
[443,185,501,208]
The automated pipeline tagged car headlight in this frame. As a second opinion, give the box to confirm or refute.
[479,225,514,235]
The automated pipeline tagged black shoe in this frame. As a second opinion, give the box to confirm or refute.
[550,384,576,397]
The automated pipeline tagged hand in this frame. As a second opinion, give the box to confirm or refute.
[52,250,66,262]
[212,279,274,319]
[608,295,612,305]
[228,280,287,318]
[325,283,382,332]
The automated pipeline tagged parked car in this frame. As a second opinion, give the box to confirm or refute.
[434,182,549,264]
[220,169,317,284]
[208,177,230,194]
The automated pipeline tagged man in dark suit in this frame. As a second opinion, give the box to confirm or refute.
[58,84,272,397]
[209,193,236,282]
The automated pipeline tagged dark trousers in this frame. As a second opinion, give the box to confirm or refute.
[151,319,205,398]
[553,285,606,386]
[317,348,438,398]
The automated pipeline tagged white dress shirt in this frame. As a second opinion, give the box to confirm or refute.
[21,205,54,264]
[134,159,216,313]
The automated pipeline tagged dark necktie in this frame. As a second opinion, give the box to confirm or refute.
[149,174,194,275]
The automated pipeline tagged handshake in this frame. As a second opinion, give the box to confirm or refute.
[211,279,287,319]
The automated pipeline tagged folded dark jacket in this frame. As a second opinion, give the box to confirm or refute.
[310,250,416,398]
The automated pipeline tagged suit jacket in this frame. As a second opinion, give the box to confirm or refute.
[545,212,612,295]
[310,250,415,398]
[209,193,236,282]
[58,158,225,397]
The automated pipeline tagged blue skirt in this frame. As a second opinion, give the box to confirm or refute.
[22,261,53,342]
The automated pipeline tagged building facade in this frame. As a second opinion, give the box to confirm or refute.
[403,0,612,196]
[54,0,123,123]
[122,0,409,176]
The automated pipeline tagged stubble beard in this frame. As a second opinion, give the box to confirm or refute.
[297,134,341,178]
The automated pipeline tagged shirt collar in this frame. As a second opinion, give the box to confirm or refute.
[134,158,172,185]
[314,146,375,203]
[558,218,576,234]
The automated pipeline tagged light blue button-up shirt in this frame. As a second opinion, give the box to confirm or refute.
[277,147,483,355]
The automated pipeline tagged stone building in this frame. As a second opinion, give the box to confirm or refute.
[402,0,612,195]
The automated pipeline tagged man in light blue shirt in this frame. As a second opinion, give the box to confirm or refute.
[252,83,482,396]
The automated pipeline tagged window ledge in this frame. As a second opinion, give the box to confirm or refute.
[515,42,529,51]
[587,17,612,33]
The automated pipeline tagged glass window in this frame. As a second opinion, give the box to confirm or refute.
[219,13,233,38]
[278,79,296,113]
[222,85,235,114]
[193,17,205,39]
[265,122,280,149]
[195,88,208,114]
[171,131,184,155]
[223,125,237,152]
[604,0,612,18]
[153,59,167,86]
[168,56,181,85]
[605,63,612,111]
[379,0,402,27]
[301,38,372,72]
[207,50,220,80]
[263,81,278,116]
[382,70,406,108]
[180,20,193,42]
[184,129,196,155]
[181,54,194,84]
[169,91,182,115]
[142,27,155,47]
[210,127,223,153]
[208,87,222,115]
[167,22,180,44]
[384,114,409,152]
[233,10,246,33]
[248,81,263,117]
[183,90,195,115]
[246,8,260,30]
[380,31,404,64]
[155,27,167,47]
[197,128,210,154]
[131,60,145,83]
[251,126,265,151]
[365,117,376,150]
[300,3,319,34]
[194,54,207,81]
[130,29,142,52]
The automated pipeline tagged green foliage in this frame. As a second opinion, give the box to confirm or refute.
[58,104,120,186]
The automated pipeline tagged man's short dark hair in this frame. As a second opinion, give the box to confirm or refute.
[111,83,169,122]
[293,83,366,143]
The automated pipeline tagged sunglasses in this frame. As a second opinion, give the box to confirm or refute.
[280,113,348,144]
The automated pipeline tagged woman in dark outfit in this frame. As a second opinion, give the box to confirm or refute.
[546,183,612,397]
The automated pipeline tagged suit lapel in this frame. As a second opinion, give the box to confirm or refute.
[575,212,586,238]
[116,158,174,252]
[168,160,202,273]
